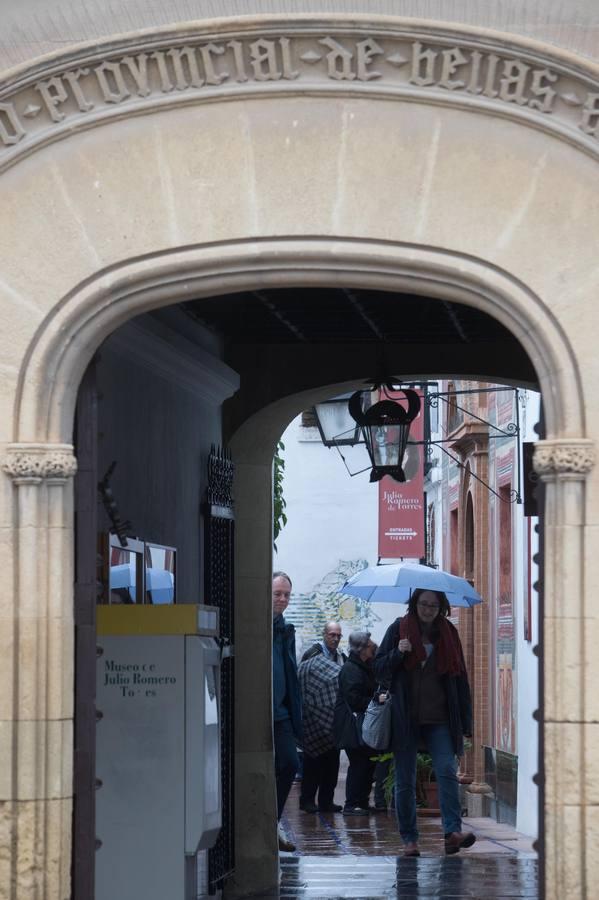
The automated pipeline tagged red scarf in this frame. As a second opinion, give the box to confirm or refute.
[398,612,465,677]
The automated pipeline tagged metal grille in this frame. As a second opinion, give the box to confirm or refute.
[205,446,235,893]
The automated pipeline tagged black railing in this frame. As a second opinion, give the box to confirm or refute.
[205,446,235,893]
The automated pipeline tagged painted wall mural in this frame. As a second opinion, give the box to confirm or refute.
[285,558,405,660]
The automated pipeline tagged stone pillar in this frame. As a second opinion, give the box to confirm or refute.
[0,443,77,900]
[225,456,278,898]
[466,445,494,815]
[533,438,595,900]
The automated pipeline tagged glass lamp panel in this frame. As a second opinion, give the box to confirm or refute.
[369,424,400,467]
[314,400,357,443]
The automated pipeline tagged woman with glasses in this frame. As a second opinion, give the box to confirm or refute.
[374,589,475,858]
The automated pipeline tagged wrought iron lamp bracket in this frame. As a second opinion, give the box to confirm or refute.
[414,386,523,504]
[326,384,524,503]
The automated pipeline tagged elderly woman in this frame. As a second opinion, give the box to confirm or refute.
[336,630,377,815]
[374,589,475,857]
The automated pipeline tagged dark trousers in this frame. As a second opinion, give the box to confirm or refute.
[345,747,376,809]
[274,718,299,820]
[300,748,340,809]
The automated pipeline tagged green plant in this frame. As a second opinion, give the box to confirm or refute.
[416,752,434,806]
[273,440,287,551]
[371,750,440,809]
[371,752,395,808]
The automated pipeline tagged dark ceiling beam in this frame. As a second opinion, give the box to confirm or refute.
[342,288,386,340]
[252,290,307,342]
[442,300,469,343]
[223,338,538,438]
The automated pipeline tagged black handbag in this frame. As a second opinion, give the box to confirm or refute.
[333,698,365,750]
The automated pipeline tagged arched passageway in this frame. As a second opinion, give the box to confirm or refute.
[0,15,598,900]
[81,279,542,897]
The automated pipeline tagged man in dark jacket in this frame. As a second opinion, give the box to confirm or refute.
[272,571,302,851]
[298,621,345,813]
[297,653,343,813]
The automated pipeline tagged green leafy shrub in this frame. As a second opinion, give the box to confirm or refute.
[273,440,287,551]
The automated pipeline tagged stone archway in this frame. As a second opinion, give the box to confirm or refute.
[1,15,598,899]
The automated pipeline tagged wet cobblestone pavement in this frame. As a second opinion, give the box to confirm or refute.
[274,855,538,898]
[253,777,539,898]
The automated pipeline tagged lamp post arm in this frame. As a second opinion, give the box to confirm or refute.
[436,443,521,503]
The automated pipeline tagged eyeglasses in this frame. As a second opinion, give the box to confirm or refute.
[417,601,440,611]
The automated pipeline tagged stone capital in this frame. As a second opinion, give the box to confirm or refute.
[1,442,78,483]
[532,438,595,478]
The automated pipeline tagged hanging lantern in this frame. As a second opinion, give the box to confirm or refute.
[312,395,362,447]
[348,387,421,482]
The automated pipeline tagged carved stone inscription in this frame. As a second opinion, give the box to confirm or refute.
[1,32,599,159]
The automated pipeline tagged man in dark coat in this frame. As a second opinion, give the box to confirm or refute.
[298,653,342,813]
[272,571,302,851]
[301,621,347,665]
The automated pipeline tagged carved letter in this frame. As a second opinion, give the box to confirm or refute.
[227,40,249,82]
[466,50,483,94]
[580,92,599,136]
[499,59,530,106]
[150,51,174,92]
[249,38,282,81]
[482,54,500,98]
[121,54,151,97]
[166,47,204,90]
[319,37,355,81]
[439,47,468,90]
[0,102,25,145]
[34,75,69,122]
[410,42,437,87]
[279,37,300,80]
[528,68,558,113]
[62,68,94,112]
[94,61,131,103]
[199,43,229,85]
[356,38,383,81]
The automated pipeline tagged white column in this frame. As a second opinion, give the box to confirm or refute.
[0,443,77,900]
[534,438,595,900]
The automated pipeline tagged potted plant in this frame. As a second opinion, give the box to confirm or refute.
[416,752,441,813]
[372,751,441,814]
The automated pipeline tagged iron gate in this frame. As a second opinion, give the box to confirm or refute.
[204,446,235,893]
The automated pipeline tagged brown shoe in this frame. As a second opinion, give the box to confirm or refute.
[403,841,420,857]
[444,831,476,855]
[278,833,296,852]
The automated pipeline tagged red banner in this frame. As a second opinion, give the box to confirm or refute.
[378,389,425,559]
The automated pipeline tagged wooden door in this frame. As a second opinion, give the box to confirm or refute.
[72,361,99,897]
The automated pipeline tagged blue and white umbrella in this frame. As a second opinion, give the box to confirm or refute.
[341,562,482,607]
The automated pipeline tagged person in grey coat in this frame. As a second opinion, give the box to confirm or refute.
[336,631,378,816]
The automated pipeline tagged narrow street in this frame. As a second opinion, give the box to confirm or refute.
[257,775,538,898]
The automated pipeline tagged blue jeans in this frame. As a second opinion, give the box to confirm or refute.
[394,723,462,843]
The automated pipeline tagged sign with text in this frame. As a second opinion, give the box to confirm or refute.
[378,389,425,559]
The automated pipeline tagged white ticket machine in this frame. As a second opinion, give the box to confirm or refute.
[95,605,222,900]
